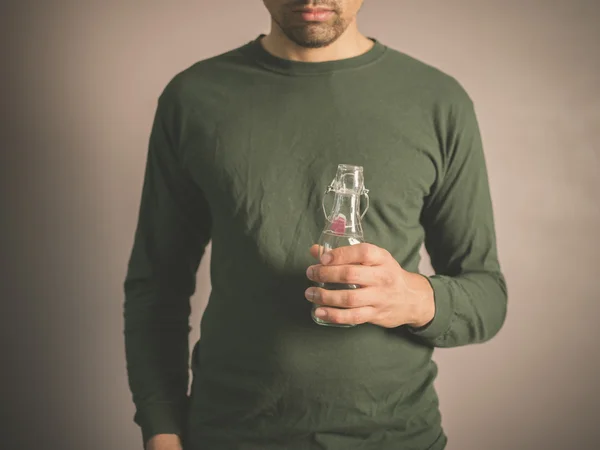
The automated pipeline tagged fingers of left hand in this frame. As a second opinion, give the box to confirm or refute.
[307,264,391,287]
[321,243,389,266]
[309,244,323,260]
[305,286,376,308]
[314,305,377,326]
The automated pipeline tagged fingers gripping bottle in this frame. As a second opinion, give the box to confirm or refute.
[311,164,370,328]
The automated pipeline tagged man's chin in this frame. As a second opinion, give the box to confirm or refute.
[287,30,339,49]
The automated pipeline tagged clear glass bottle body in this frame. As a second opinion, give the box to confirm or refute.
[311,164,369,328]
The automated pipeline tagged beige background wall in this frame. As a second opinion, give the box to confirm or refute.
[3,1,599,449]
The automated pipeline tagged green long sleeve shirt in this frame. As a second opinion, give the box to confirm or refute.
[124,35,507,450]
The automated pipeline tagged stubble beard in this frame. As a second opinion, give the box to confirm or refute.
[275,14,349,48]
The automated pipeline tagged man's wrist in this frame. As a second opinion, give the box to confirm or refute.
[146,434,182,450]
[405,272,436,329]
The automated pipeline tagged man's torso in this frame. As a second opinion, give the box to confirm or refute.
[169,37,460,449]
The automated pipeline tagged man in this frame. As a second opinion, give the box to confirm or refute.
[124,1,508,449]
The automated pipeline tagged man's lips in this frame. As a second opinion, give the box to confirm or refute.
[293,7,335,22]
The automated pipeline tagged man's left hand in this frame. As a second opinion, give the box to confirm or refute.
[306,243,435,328]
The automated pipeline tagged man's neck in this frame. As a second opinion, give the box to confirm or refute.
[260,23,374,63]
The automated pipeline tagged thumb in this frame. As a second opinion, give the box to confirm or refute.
[309,244,324,260]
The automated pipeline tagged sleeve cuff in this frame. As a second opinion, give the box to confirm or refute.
[134,401,189,447]
[408,275,454,342]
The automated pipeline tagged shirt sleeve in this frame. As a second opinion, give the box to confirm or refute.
[408,90,508,347]
[123,89,211,446]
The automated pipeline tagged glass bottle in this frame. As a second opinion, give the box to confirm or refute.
[311,164,370,328]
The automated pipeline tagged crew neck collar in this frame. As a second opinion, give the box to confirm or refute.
[242,34,387,76]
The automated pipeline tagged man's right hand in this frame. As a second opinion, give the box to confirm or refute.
[146,434,182,450]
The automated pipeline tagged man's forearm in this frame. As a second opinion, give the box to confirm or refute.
[124,302,192,444]
[408,270,508,347]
